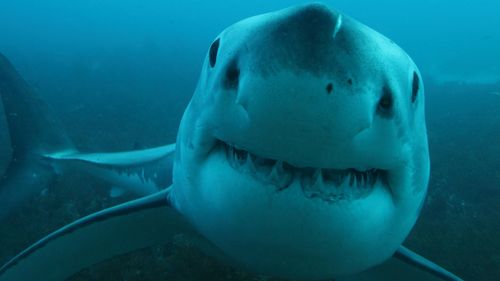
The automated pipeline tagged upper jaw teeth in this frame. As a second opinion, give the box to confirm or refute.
[222,142,387,201]
[230,146,294,190]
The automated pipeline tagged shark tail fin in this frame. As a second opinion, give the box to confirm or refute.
[0,53,73,158]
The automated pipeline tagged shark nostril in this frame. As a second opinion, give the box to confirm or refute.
[379,96,392,109]
[326,83,333,94]
[377,87,394,118]
[224,61,240,89]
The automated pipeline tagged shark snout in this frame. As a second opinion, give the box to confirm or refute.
[203,2,403,168]
[281,3,342,40]
[249,3,349,78]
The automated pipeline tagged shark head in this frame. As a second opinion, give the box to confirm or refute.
[172,3,429,279]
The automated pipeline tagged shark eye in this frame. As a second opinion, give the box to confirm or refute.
[209,38,220,68]
[411,71,420,103]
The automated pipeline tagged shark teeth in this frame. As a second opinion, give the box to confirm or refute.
[300,167,381,202]
[222,142,387,201]
[225,144,294,190]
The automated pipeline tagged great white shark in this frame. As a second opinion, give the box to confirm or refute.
[0,3,463,281]
[0,51,175,220]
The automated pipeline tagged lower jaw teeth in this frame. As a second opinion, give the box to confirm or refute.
[301,171,373,202]
[223,142,381,200]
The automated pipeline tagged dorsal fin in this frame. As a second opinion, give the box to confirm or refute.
[0,53,73,158]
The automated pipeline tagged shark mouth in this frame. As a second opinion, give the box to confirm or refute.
[220,141,389,202]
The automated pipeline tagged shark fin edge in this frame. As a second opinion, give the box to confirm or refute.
[0,188,198,281]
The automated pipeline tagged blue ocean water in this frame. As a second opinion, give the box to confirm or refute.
[0,1,499,280]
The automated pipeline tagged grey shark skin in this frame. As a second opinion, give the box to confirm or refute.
[0,3,463,281]
[0,53,175,219]
[173,3,430,279]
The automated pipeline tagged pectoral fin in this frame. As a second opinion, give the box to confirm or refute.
[45,144,176,196]
[0,188,199,281]
[339,246,463,281]
[46,144,175,167]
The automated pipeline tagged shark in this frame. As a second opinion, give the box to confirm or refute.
[0,3,463,281]
[0,51,175,220]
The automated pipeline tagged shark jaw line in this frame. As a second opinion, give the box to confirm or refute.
[218,140,391,202]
